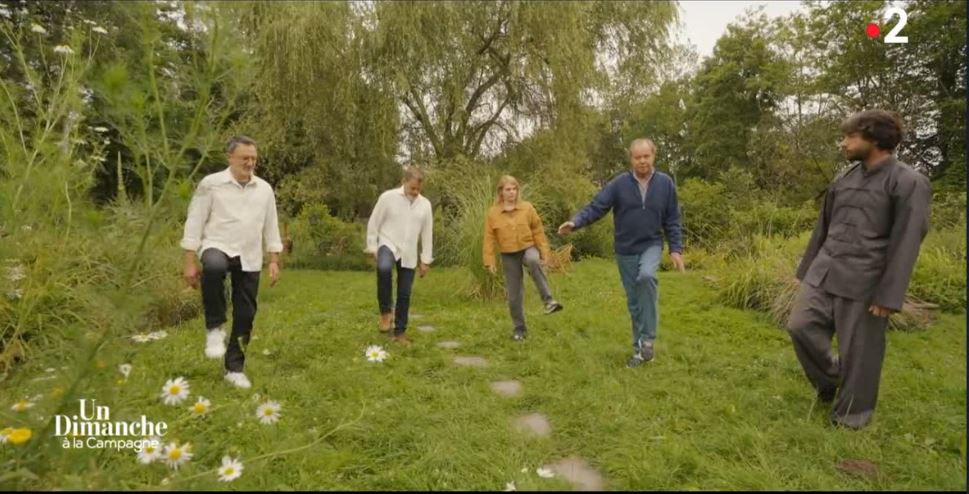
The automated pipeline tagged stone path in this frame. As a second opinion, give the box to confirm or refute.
[418,314,607,490]
[490,380,522,397]
[513,413,551,438]
[546,456,606,491]
[453,356,488,367]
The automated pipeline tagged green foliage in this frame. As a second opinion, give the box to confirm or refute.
[287,203,368,271]
[438,173,504,300]
[909,223,967,312]
[930,191,967,230]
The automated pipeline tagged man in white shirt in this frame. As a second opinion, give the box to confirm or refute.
[181,136,283,389]
[365,166,434,346]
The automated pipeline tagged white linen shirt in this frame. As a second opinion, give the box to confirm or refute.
[365,186,434,269]
[180,168,284,272]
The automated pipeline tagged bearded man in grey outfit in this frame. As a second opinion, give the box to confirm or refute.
[787,110,931,429]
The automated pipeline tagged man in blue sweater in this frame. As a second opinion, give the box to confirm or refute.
[558,138,685,368]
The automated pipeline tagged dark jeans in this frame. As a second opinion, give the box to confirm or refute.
[376,246,416,336]
[200,248,260,372]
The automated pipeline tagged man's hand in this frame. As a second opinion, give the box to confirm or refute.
[418,263,429,278]
[669,252,686,272]
[269,261,281,287]
[183,261,200,289]
[486,264,497,275]
[868,304,892,318]
[557,221,575,236]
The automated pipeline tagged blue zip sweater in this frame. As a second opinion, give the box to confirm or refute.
[571,171,683,255]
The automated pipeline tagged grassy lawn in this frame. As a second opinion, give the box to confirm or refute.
[1,259,965,490]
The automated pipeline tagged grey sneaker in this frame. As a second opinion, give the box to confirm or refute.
[640,341,654,362]
[626,354,645,368]
[543,301,564,315]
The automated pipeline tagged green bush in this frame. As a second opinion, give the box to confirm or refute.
[287,203,369,271]
[931,191,967,230]
[678,178,732,252]
[910,222,966,312]
[443,174,505,300]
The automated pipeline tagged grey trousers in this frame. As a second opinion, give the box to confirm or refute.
[500,246,554,331]
[786,281,889,429]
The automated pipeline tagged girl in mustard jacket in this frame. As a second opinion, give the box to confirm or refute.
[483,175,563,340]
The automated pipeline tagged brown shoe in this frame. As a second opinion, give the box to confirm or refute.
[379,313,392,333]
[391,334,411,346]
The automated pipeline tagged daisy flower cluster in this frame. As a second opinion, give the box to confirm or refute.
[146,376,289,481]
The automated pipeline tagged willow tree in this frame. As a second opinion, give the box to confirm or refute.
[360,0,679,163]
[234,1,402,219]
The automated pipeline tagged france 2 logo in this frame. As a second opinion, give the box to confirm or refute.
[865,6,909,44]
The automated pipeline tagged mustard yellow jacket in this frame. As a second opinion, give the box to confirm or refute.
[483,201,550,268]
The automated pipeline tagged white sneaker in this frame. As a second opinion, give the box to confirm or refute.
[204,328,226,359]
[224,371,251,389]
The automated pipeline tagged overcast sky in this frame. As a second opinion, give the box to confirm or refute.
[676,0,807,59]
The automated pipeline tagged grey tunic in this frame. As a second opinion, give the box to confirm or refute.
[796,157,932,311]
[787,156,931,428]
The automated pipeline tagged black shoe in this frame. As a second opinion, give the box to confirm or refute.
[817,387,836,403]
[512,329,527,341]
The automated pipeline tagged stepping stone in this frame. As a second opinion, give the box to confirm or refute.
[513,413,551,438]
[547,457,606,491]
[437,341,461,349]
[410,313,425,320]
[490,380,522,397]
[835,459,879,479]
[453,355,488,367]
[417,325,436,333]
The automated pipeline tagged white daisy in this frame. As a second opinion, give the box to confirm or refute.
[92,126,109,133]
[217,456,244,482]
[83,19,97,25]
[365,345,388,362]
[504,481,517,491]
[162,441,192,470]
[11,399,34,412]
[118,363,132,379]
[255,400,281,425]
[190,396,211,415]
[536,467,555,479]
[131,334,151,343]
[53,45,74,56]
[160,377,190,406]
[0,7,10,19]
[136,437,162,464]
[30,23,46,34]
[92,26,108,35]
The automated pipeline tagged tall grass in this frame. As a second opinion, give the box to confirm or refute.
[443,174,504,300]
[0,4,251,483]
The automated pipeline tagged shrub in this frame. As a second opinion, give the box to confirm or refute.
[287,203,369,271]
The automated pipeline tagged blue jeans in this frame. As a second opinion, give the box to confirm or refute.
[377,246,416,335]
[616,244,663,351]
